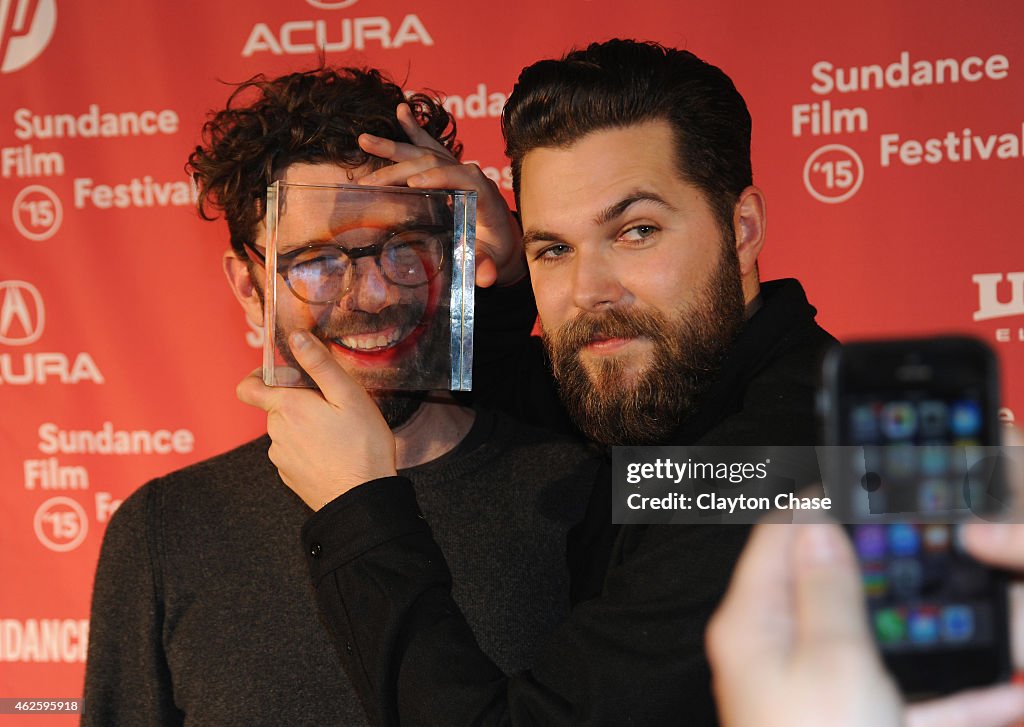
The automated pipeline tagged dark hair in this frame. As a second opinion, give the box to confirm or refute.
[502,39,752,238]
[187,66,461,254]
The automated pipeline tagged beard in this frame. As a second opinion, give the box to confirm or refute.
[543,244,746,446]
[369,389,426,429]
[273,304,446,429]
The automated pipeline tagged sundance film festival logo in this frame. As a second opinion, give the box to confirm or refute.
[0,0,57,74]
[34,496,87,552]
[0,279,44,345]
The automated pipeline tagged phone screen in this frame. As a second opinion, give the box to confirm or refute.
[824,338,1010,695]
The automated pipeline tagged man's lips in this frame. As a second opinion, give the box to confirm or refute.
[332,325,409,352]
[326,323,424,366]
[583,335,635,354]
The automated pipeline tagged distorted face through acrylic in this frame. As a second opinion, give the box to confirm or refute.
[255,163,453,425]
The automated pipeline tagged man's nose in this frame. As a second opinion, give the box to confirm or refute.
[571,248,627,312]
[341,257,399,313]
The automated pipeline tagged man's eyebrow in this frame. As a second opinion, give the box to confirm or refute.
[522,229,565,249]
[521,192,675,249]
[595,191,676,226]
[284,219,442,249]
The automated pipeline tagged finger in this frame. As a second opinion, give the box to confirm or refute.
[357,133,431,165]
[396,102,452,156]
[475,251,497,288]
[236,369,277,411]
[1002,424,1024,448]
[362,156,493,190]
[792,524,873,648]
[906,683,1024,727]
[708,524,797,671]
[961,523,1024,569]
[1000,425,1024,519]
[287,330,367,406]
[359,155,455,188]
[403,163,492,193]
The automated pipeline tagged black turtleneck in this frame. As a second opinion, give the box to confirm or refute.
[301,277,837,726]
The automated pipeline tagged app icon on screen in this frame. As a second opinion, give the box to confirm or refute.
[941,605,974,642]
[881,402,917,440]
[875,608,907,644]
[888,558,923,598]
[918,401,949,438]
[855,525,887,560]
[918,480,953,512]
[889,524,920,557]
[908,607,940,644]
[884,443,917,479]
[851,404,880,442]
[920,445,950,476]
[922,524,950,553]
[862,563,887,598]
[951,400,982,438]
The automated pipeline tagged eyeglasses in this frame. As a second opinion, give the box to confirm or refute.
[244,224,448,304]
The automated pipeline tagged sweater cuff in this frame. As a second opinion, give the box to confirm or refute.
[300,476,430,584]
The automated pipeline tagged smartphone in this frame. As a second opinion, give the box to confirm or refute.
[820,336,1011,696]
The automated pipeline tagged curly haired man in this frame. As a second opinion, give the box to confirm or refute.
[81,66,596,726]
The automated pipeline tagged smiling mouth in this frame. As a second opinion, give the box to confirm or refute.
[331,325,413,353]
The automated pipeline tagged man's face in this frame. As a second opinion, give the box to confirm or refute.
[519,120,746,445]
[259,163,451,425]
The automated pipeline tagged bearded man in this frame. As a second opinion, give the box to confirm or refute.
[245,40,836,725]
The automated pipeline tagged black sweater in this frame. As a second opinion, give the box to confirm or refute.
[301,278,837,725]
[82,411,597,726]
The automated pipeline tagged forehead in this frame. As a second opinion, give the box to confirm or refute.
[519,120,690,227]
[273,162,437,243]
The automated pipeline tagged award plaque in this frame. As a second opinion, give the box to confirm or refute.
[260,181,475,391]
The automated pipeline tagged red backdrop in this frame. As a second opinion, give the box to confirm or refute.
[1,0,1022,722]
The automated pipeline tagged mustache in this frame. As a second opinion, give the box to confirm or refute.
[546,307,668,354]
[314,306,423,338]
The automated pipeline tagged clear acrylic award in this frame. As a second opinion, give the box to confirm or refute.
[260,181,475,391]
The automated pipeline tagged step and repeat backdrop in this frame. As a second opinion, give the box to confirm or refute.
[1,0,1022,720]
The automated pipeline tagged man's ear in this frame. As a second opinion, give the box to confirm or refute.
[732,185,766,277]
[223,249,264,329]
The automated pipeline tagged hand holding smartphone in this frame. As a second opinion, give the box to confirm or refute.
[820,336,1012,696]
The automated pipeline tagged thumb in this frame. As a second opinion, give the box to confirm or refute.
[474,250,498,288]
[907,684,1024,727]
[792,524,874,652]
[288,330,367,406]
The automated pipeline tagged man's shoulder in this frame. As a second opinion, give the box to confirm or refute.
[692,279,836,446]
[756,278,837,349]
[143,434,271,491]
[110,434,274,527]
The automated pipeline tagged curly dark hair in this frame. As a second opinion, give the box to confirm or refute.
[187,66,461,254]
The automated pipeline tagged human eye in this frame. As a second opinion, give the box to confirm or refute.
[383,232,443,283]
[287,246,346,280]
[617,224,659,244]
[532,243,573,262]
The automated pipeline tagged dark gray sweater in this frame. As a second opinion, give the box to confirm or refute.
[82,409,598,726]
